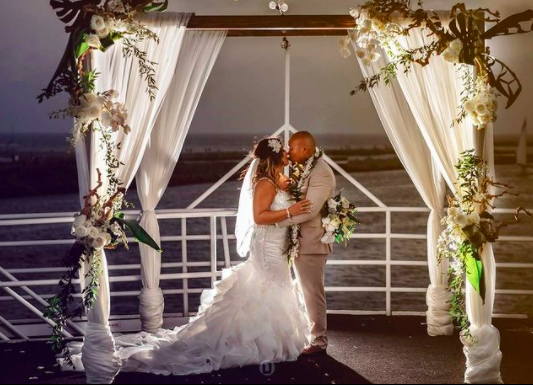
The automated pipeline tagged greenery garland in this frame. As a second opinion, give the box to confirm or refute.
[39,0,168,365]
[337,0,533,336]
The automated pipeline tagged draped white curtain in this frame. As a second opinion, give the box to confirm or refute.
[390,29,502,383]
[136,30,227,333]
[354,46,453,337]
[73,13,191,384]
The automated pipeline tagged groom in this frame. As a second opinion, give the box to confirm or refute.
[279,131,336,356]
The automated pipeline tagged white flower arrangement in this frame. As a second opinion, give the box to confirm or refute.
[340,2,403,65]
[462,77,498,129]
[68,90,131,145]
[321,191,360,245]
[268,139,282,153]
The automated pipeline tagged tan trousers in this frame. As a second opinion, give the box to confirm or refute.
[294,254,328,349]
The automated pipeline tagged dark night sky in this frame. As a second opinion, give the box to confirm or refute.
[0,0,532,136]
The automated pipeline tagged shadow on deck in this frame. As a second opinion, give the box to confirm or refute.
[1,315,532,384]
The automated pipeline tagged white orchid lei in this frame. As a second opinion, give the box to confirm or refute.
[287,149,325,262]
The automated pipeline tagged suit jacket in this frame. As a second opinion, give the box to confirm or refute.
[279,158,336,255]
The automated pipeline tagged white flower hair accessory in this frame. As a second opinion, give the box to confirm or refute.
[268,139,282,153]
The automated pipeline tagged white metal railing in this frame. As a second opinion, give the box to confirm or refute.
[2,45,533,339]
[1,205,532,339]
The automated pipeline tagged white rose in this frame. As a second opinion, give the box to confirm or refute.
[85,34,101,48]
[475,102,488,116]
[349,8,360,19]
[356,49,367,59]
[88,227,100,240]
[464,100,475,113]
[90,15,106,31]
[73,214,87,228]
[100,110,113,127]
[448,207,459,217]
[97,27,110,39]
[449,39,463,52]
[74,225,90,238]
[454,213,469,228]
[367,42,378,51]
[92,236,107,250]
[479,114,491,124]
[468,212,481,225]
[322,217,331,225]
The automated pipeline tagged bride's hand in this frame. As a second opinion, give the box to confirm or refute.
[289,199,313,216]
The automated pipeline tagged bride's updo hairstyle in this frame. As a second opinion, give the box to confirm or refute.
[251,137,284,187]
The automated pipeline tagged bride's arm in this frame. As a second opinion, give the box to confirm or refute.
[253,180,312,226]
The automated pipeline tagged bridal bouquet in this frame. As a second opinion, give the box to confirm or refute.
[321,190,361,245]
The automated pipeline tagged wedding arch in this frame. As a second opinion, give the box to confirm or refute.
[37,1,533,384]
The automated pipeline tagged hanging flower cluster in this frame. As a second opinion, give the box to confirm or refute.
[463,77,498,129]
[340,2,403,64]
[342,0,533,125]
[67,90,131,145]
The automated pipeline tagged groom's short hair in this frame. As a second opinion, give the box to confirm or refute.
[291,131,316,149]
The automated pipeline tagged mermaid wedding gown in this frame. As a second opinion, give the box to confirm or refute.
[114,189,310,375]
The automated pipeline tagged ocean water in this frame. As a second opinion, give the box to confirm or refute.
[0,163,532,321]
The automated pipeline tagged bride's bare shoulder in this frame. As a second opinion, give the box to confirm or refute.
[254,178,278,195]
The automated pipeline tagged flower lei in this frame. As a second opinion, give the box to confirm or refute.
[287,149,325,262]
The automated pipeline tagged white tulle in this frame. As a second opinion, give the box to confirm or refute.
[113,190,310,375]
[235,158,259,258]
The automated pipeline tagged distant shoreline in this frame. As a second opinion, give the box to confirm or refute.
[0,145,528,199]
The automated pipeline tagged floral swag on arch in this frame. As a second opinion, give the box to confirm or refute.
[39,0,168,364]
[338,0,533,337]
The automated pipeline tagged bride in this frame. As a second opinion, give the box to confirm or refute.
[115,137,314,375]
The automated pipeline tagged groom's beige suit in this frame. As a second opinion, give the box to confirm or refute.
[279,158,336,349]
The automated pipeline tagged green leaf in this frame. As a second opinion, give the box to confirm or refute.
[113,216,162,252]
[75,40,89,59]
[462,243,486,304]
[145,0,168,12]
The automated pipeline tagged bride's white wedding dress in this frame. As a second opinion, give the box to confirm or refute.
[114,188,310,376]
